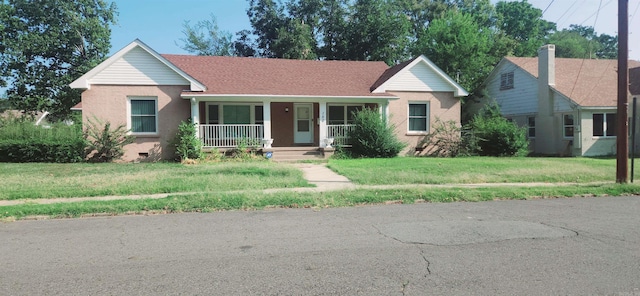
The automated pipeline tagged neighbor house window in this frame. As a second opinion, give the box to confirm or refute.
[128,97,157,134]
[500,72,514,90]
[527,116,535,138]
[563,114,574,138]
[206,103,264,124]
[593,113,616,137]
[408,102,430,132]
[328,104,363,125]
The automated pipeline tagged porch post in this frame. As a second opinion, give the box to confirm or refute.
[378,101,390,126]
[190,97,200,139]
[262,101,273,148]
[319,102,328,147]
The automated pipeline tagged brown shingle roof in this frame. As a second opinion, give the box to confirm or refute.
[506,57,640,107]
[162,55,392,97]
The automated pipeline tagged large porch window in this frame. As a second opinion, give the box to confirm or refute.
[328,104,364,125]
[201,103,265,148]
[206,103,263,124]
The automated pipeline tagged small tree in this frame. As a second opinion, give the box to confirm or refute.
[419,118,465,157]
[350,108,405,158]
[84,118,134,162]
[466,103,529,157]
[173,119,203,161]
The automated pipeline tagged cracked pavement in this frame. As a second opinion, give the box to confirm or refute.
[1,196,640,295]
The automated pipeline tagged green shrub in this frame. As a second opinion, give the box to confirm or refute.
[173,119,203,161]
[224,138,263,161]
[466,103,529,157]
[84,118,134,162]
[350,108,406,158]
[419,118,467,157]
[0,118,86,162]
[0,139,87,163]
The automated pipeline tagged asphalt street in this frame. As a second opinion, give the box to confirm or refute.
[1,196,639,295]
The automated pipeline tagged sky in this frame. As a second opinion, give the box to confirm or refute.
[110,0,640,60]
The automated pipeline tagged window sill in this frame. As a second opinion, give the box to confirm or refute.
[406,131,429,136]
[131,133,160,138]
[592,136,616,139]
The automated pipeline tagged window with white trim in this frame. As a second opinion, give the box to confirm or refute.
[328,104,363,125]
[500,72,514,90]
[128,97,157,134]
[563,114,574,138]
[408,102,429,132]
[206,103,264,124]
[527,116,535,138]
[593,113,616,137]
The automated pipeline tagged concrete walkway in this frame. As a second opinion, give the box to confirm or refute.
[0,164,611,207]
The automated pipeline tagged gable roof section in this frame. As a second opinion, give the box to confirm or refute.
[162,55,392,97]
[70,39,205,91]
[505,57,640,107]
[370,55,468,97]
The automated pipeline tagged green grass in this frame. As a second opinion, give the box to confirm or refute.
[0,162,311,200]
[2,183,640,220]
[327,157,621,185]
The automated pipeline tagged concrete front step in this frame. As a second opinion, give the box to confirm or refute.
[267,147,326,162]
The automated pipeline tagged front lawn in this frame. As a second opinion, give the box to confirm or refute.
[0,162,311,200]
[327,157,620,185]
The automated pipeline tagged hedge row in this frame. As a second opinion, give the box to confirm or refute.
[0,139,87,163]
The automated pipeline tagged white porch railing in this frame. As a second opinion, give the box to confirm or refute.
[327,124,355,147]
[199,124,264,148]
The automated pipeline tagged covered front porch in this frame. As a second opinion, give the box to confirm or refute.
[186,96,393,150]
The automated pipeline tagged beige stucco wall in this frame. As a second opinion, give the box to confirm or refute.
[579,110,617,156]
[81,85,190,162]
[387,91,460,156]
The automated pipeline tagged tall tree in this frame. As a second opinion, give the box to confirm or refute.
[414,10,495,92]
[546,25,617,59]
[247,0,288,58]
[0,0,117,120]
[397,0,448,40]
[272,18,318,59]
[494,0,555,57]
[178,15,234,56]
[343,0,411,64]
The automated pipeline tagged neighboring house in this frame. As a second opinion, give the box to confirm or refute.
[484,44,640,156]
[70,39,467,161]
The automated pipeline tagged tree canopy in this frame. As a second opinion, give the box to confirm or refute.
[0,0,117,120]
[178,15,235,56]
[178,0,618,96]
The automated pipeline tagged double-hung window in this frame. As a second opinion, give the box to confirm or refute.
[527,116,535,138]
[408,102,429,133]
[563,114,574,138]
[593,113,616,137]
[128,97,157,134]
